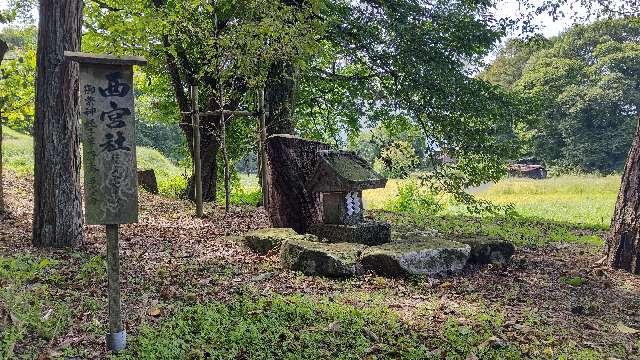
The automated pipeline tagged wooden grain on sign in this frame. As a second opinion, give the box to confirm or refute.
[79,64,138,224]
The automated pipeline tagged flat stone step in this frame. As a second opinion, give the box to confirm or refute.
[280,238,367,277]
[361,238,470,277]
[243,228,300,255]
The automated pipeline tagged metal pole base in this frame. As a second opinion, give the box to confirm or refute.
[106,330,127,352]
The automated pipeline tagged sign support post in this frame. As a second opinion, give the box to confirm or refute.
[65,51,147,353]
[191,85,204,217]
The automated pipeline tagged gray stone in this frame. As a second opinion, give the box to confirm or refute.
[307,221,391,246]
[361,239,470,276]
[456,236,515,264]
[391,229,441,242]
[243,228,300,255]
[280,238,367,277]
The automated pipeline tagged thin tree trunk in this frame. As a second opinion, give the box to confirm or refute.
[0,39,7,214]
[258,88,269,209]
[33,0,84,247]
[220,88,230,212]
[607,117,640,274]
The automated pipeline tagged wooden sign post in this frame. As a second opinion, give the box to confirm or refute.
[65,52,147,353]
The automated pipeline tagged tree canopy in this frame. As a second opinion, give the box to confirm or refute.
[483,17,640,173]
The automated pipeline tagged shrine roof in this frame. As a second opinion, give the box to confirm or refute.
[308,150,387,193]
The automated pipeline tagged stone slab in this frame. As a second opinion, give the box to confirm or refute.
[307,221,391,246]
[456,236,515,264]
[280,238,367,277]
[361,239,470,276]
[243,228,300,255]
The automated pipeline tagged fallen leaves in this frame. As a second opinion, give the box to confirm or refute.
[147,305,161,317]
[615,322,639,335]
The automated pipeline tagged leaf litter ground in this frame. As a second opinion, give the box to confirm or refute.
[0,171,639,359]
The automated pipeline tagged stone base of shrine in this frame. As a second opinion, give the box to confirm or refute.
[307,221,391,246]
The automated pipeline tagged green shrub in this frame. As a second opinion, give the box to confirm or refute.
[229,188,262,206]
[384,180,442,215]
[158,175,188,198]
[373,140,419,179]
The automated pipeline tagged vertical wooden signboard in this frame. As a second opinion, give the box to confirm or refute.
[65,51,147,353]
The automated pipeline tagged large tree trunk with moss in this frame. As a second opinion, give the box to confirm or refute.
[266,135,329,233]
[265,62,296,135]
[0,38,7,214]
[32,0,84,247]
[608,118,640,273]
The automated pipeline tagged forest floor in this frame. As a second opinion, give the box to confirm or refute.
[1,171,640,359]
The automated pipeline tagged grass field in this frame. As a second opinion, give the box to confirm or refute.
[365,175,619,230]
[2,127,620,228]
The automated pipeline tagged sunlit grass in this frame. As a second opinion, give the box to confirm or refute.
[365,174,620,229]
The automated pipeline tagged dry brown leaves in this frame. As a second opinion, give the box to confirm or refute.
[1,170,639,358]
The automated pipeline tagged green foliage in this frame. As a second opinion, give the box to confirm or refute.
[158,175,188,199]
[296,0,534,196]
[561,276,586,287]
[373,140,420,179]
[384,181,442,216]
[0,26,36,133]
[0,256,70,359]
[136,119,186,162]
[485,17,640,173]
[228,187,262,207]
[117,295,429,359]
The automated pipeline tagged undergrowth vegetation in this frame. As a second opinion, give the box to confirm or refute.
[0,254,605,359]
[366,174,619,230]
[1,127,261,205]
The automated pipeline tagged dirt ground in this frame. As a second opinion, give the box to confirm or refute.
[1,171,639,358]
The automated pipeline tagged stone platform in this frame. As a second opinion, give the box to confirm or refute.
[241,227,515,278]
[307,221,391,246]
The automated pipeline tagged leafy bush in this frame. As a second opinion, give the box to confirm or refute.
[373,141,419,179]
[158,175,188,198]
[229,188,262,206]
[384,180,442,215]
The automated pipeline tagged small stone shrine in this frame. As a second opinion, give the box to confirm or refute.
[246,135,515,278]
[306,150,391,245]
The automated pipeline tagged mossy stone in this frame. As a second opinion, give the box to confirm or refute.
[307,221,391,245]
[243,228,300,255]
[280,238,367,277]
[361,238,470,277]
[456,236,515,264]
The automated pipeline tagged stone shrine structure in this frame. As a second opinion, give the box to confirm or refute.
[306,150,391,245]
[249,135,515,278]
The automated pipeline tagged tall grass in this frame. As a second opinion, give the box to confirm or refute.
[476,176,619,228]
[365,174,620,229]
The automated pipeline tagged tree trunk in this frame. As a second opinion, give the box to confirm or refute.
[183,122,219,202]
[266,135,329,233]
[265,62,296,135]
[607,118,640,274]
[0,39,7,214]
[32,0,84,247]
